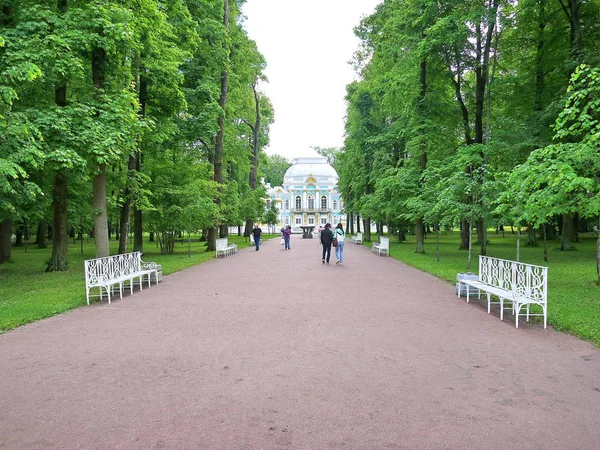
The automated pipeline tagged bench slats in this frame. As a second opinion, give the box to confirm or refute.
[84,252,159,305]
[457,256,548,328]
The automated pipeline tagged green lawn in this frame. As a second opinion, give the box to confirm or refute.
[0,234,262,332]
[370,231,600,346]
[2,231,599,347]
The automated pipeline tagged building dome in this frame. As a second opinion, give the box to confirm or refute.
[283,156,338,184]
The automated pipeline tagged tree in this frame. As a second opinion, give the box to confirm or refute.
[261,154,291,187]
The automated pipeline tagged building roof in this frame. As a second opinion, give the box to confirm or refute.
[283,156,338,183]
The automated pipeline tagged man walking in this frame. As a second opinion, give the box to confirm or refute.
[251,223,262,251]
[320,223,334,264]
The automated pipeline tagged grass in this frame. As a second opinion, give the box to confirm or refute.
[2,231,599,347]
[370,231,600,347]
[0,233,266,333]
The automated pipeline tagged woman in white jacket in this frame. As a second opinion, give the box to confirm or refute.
[334,223,345,265]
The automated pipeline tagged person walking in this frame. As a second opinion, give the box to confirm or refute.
[282,225,292,250]
[251,224,262,251]
[334,223,345,265]
[320,223,334,264]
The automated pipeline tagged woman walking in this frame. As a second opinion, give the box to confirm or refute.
[334,223,345,265]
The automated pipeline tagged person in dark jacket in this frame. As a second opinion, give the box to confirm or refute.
[251,224,262,251]
[282,225,292,250]
[320,223,334,264]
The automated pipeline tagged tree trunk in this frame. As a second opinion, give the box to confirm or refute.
[459,219,469,250]
[14,222,24,246]
[516,226,521,262]
[415,218,425,253]
[244,219,252,238]
[526,224,537,246]
[543,223,548,262]
[93,165,110,258]
[356,215,361,234]
[0,219,12,263]
[91,38,109,258]
[118,153,137,254]
[560,213,575,250]
[479,219,487,256]
[36,220,48,249]
[208,0,230,253]
[219,224,228,238]
[47,172,68,271]
[363,218,371,242]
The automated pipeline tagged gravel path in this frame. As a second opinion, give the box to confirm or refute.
[1,236,599,449]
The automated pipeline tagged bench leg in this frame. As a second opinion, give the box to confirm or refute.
[487,293,492,314]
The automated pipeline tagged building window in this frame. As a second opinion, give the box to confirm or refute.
[321,217,327,225]
[285,217,290,225]
[295,196,302,210]
[295,217,302,225]
[308,196,315,210]
[321,196,327,210]
[333,200,338,210]
[308,217,314,225]
[284,199,289,211]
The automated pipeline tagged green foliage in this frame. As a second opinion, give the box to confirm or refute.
[261,154,291,187]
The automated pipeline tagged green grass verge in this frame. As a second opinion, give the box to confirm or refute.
[0,233,269,333]
[368,231,600,347]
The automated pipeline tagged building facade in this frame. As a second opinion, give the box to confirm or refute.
[266,156,343,230]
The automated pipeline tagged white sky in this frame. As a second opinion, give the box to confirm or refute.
[241,0,381,161]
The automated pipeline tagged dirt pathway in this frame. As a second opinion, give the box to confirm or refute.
[1,236,599,449]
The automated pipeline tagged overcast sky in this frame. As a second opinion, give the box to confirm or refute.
[241,0,381,161]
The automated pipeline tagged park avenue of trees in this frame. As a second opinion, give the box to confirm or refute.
[0,0,289,268]
[2,0,600,286]
[335,0,600,285]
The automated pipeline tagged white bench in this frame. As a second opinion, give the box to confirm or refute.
[371,236,389,256]
[350,232,363,244]
[216,238,237,258]
[84,251,159,305]
[457,255,548,328]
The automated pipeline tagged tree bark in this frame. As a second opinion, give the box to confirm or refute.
[363,218,371,242]
[36,220,48,249]
[0,220,12,263]
[131,140,144,252]
[560,213,575,250]
[460,219,469,250]
[208,0,230,252]
[91,39,109,257]
[46,0,70,271]
[14,222,24,246]
[93,165,110,257]
[47,173,69,271]
[118,153,137,254]
[415,218,425,253]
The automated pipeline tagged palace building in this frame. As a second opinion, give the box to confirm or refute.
[266,156,343,230]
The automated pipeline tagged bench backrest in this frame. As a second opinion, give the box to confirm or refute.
[380,236,389,249]
[216,238,228,251]
[85,252,142,285]
[479,256,548,301]
[356,232,362,239]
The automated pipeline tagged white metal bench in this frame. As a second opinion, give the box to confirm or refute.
[350,232,363,244]
[457,255,548,328]
[371,236,389,256]
[84,251,159,305]
[216,238,237,258]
